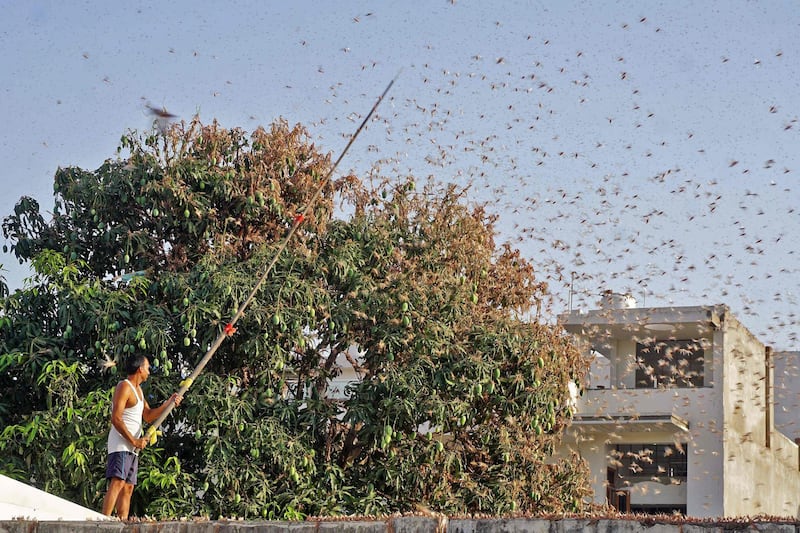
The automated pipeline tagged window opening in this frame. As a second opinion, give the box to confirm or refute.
[635,339,704,388]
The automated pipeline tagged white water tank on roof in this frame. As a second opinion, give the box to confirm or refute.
[599,290,636,309]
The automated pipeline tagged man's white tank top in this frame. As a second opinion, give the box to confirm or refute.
[107,379,144,454]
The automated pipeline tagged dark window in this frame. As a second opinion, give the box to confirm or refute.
[635,339,704,388]
[613,443,688,481]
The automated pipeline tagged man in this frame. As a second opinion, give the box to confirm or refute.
[102,354,182,519]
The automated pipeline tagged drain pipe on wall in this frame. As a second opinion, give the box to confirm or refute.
[765,345,772,449]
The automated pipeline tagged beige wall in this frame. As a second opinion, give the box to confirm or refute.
[720,315,800,517]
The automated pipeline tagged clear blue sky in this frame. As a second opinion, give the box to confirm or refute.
[2,1,799,348]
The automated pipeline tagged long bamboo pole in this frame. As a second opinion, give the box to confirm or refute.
[143,74,398,442]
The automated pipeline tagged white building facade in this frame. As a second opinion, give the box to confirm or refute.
[558,299,800,517]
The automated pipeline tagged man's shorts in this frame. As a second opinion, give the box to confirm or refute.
[106,451,139,485]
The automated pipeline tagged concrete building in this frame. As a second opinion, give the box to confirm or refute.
[557,295,800,517]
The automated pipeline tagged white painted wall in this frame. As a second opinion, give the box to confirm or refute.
[629,481,686,506]
[0,474,111,521]
[587,351,611,389]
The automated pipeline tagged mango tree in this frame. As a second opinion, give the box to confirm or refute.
[0,118,589,519]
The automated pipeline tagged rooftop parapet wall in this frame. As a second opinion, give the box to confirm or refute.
[2,517,800,533]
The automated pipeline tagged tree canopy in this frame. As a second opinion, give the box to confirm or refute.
[0,118,589,519]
